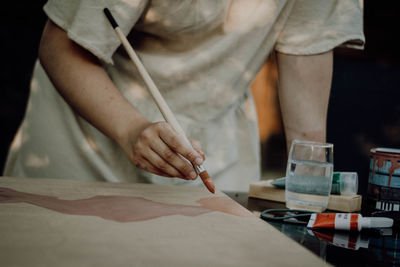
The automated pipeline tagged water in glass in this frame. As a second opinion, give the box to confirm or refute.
[285,140,334,212]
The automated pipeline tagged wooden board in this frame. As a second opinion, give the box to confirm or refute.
[0,176,328,266]
[249,180,362,212]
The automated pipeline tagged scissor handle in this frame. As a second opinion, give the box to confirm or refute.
[260,209,316,221]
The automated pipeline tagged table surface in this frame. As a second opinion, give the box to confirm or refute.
[2,176,396,267]
[225,191,400,267]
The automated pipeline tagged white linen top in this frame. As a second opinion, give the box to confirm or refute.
[4,0,364,191]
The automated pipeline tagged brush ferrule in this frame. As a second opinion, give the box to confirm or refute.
[195,165,205,173]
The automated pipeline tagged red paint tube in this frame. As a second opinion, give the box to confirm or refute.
[307,213,393,231]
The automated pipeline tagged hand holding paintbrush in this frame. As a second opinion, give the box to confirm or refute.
[103,8,215,193]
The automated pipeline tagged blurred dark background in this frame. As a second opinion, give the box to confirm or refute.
[0,0,47,172]
[328,0,400,198]
[1,1,399,202]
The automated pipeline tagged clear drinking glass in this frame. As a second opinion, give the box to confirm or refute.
[285,140,334,212]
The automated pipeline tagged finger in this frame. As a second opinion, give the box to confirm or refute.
[142,148,190,180]
[189,139,206,160]
[149,138,198,180]
[134,158,175,178]
[157,124,203,166]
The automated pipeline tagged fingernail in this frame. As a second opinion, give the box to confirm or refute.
[189,171,197,179]
[195,157,203,165]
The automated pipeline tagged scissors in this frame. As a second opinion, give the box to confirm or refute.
[260,209,316,225]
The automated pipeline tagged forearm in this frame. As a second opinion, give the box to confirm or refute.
[38,20,149,146]
[276,51,333,150]
[38,20,204,180]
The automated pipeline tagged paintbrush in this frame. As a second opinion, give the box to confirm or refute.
[103,8,215,193]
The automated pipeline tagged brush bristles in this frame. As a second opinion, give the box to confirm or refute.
[199,171,215,194]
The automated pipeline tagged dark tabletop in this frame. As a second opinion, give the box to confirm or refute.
[224,191,400,267]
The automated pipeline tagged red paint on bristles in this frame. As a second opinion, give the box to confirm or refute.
[199,171,215,194]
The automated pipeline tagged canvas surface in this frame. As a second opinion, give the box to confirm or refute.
[0,177,327,266]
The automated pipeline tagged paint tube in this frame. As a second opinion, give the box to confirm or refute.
[307,213,393,231]
[331,172,358,195]
[271,172,358,195]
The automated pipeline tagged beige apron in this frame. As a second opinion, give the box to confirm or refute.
[4,0,364,191]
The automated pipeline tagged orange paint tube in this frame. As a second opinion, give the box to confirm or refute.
[307,213,393,231]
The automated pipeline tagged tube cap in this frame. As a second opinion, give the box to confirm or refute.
[339,172,358,196]
[360,217,394,229]
[369,217,394,228]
